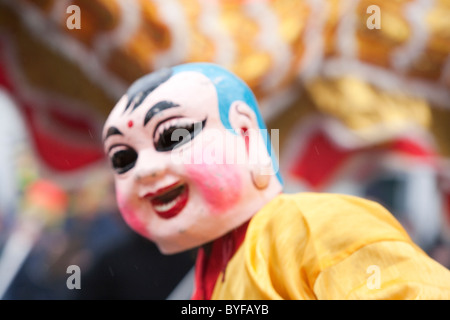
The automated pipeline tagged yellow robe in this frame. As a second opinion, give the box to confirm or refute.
[211,193,450,299]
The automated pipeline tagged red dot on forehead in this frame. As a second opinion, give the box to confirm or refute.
[128,120,133,128]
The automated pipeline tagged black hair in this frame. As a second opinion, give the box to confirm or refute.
[123,67,173,113]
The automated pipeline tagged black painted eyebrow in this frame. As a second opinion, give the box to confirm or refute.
[124,68,173,113]
[144,101,180,126]
[103,126,123,141]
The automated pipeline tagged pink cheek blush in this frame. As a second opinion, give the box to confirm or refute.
[116,190,150,238]
[185,162,242,215]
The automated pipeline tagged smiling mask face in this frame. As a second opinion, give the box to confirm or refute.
[103,66,283,254]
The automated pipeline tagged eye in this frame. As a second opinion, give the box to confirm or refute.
[109,147,138,174]
[154,119,206,152]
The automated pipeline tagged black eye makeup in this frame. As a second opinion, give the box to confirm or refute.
[153,118,207,152]
[108,145,138,174]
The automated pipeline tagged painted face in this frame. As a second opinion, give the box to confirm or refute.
[103,71,256,254]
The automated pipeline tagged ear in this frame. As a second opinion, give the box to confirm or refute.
[228,101,257,152]
[229,101,271,190]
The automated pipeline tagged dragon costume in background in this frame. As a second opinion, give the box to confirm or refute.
[0,0,449,260]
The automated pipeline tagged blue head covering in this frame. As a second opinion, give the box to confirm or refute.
[172,63,282,184]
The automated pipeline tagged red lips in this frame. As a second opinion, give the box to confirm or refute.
[145,183,189,219]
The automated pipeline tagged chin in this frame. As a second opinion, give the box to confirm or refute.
[155,240,193,255]
[155,233,213,255]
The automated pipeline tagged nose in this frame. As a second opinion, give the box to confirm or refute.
[134,150,168,183]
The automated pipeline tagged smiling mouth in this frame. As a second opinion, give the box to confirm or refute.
[149,183,189,219]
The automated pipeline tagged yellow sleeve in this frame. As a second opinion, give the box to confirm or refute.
[296,193,450,299]
[314,240,450,299]
[211,193,450,300]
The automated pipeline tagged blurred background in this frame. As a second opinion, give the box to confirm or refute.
[0,0,449,299]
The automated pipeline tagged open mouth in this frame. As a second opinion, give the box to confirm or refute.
[149,183,189,219]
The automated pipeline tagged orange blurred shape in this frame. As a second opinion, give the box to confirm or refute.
[23,179,69,219]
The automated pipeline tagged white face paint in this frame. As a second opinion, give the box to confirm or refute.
[103,71,281,254]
